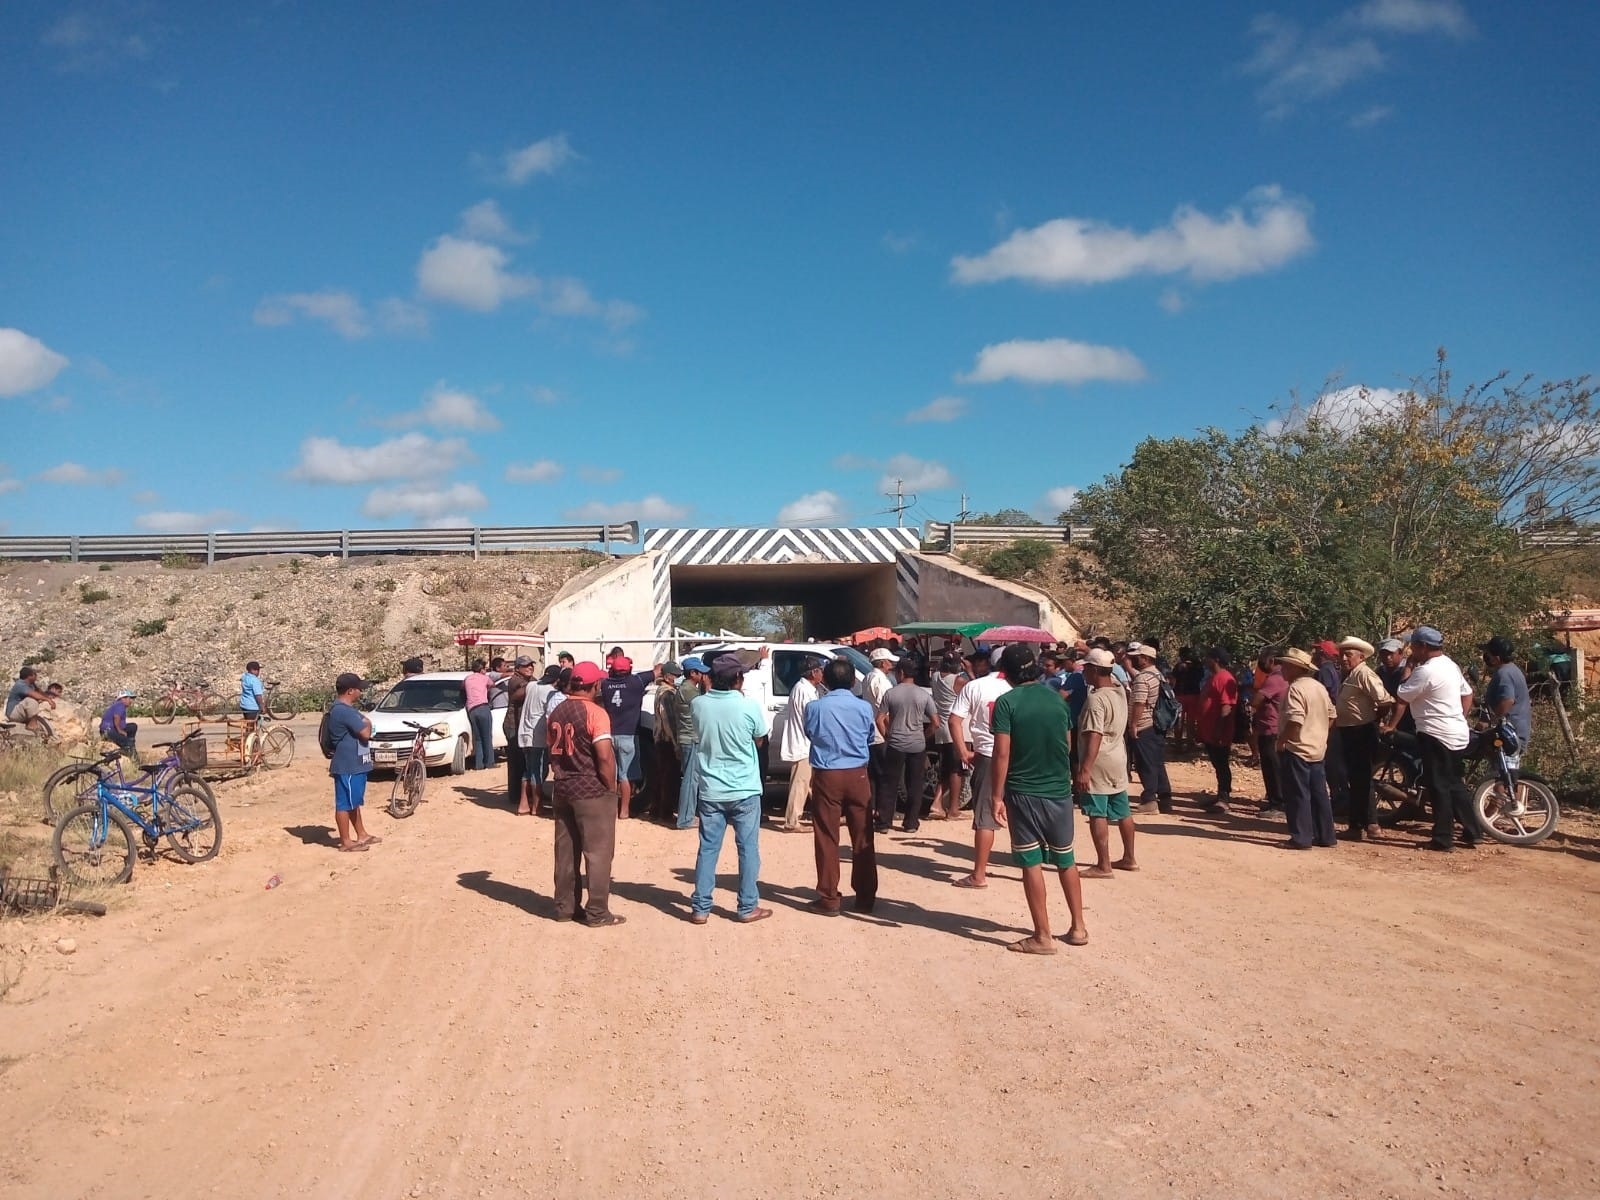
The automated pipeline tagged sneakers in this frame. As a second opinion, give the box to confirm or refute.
[1134,800,1161,815]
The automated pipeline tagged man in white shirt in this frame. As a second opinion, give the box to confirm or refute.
[776,656,825,831]
[1387,626,1479,852]
[865,649,897,832]
[947,648,1013,889]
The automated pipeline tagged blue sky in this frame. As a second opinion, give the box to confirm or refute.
[2,1,1596,537]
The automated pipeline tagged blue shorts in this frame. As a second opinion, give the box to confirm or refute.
[333,773,368,813]
[612,734,641,783]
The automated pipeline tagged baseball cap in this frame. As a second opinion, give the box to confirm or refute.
[869,648,899,663]
[334,672,369,694]
[1084,648,1116,669]
[539,665,563,683]
[1410,626,1445,648]
[116,688,136,699]
[1377,638,1404,653]
[1481,635,1515,659]
[1125,641,1154,659]
[611,656,634,673]
[569,661,605,686]
[681,655,708,674]
[660,660,684,677]
[1316,640,1338,658]
[513,654,535,668]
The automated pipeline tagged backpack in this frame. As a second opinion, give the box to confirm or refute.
[1152,678,1182,734]
[318,711,335,759]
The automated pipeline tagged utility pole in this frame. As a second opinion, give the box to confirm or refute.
[884,479,916,528]
[958,493,971,522]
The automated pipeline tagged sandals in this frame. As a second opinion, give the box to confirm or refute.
[950,876,987,889]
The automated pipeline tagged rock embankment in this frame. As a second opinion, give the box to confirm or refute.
[0,551,602,711]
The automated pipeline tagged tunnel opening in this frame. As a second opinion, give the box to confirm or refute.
[669,561,896,639]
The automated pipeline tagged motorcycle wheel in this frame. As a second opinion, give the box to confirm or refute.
[1472,774,1559,846]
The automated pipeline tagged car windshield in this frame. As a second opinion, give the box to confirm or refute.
[832,646,873,676]
[375,679,465,714]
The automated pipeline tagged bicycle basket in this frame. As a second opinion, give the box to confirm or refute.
[179,737,208,771]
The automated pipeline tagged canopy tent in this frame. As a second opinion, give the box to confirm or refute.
[848,626,896,645]
[893,620,992,637]
[453,629,547,647]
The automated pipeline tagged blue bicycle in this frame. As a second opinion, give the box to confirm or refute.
[51,761,223,885]
[40,731,215,824]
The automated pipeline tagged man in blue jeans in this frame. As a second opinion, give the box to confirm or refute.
[674,656,708,829]
[687,656,773,924]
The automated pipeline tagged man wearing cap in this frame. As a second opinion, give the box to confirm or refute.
[775,656,825,832]
[1274,649,1336,850]
[1077,647,1137,877]
[673,656,709,829]
[989,645,1088,953]
[598,652,661,819]
[502,656,538,811]
[647,662,684,823]
[877,655,938,833]
[1125,643,1172,815]
[688,657,772,924]
[1480,637,1532,751]
[240,660,266,725]
[865,648,897,832]
[6,667,55,735]
[327,672,379,852]
[1388,627,1478,851]
[1196,647,1238,814]
[99,688,139,755]
[1335,638,1394,840]
[547,662,625,925]
[1375,639,1409,702]
[948,648,1012,889]
[803,656,879,915]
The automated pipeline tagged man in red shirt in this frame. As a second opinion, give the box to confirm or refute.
[1196,647,1238,814]
[547,662,625,927]
[1250,650,1289,815]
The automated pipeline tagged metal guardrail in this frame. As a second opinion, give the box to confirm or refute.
[923,521,1094,550]
[1521,528,1600,547]
[0,522,641,564]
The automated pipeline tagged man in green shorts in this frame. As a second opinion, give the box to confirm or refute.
[1076,648,1137,877]
[989,644,1088,955]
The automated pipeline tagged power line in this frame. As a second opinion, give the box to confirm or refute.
[882,478,917,528]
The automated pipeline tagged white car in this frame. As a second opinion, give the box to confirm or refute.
[366,672,506,775]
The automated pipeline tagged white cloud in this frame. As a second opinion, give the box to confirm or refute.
[778,490,847,525]
[40,11,152,71]
[291,433,472,484]
[961,338,1148,387]
[505,460,563,484]
[459,199,528,244]
[37,461,124,486]
[526,384,561,405]
[0,328,70,396]
[503,133,575,184]
[416,235,536,311]
[877,454,955,494]
[380,384,500,432]
[362,481,488,522]
[539,277,644,330]
[1348,104,1395,128]
[1035,486,1081,521]
[135,509,238,533]
[1158,287,1188,314]
[376,297,430,336]
[563,495,691,524]
[952,187,1314,287]
[578,465,622,483]
[0,477,22,495]
[1353,0,1473,37]
[904,396,967,423]
[253,289,370,338]
[1265,384,1408,436]
[881,231,919,254]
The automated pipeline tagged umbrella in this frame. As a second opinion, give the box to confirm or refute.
[975,625,1058,644]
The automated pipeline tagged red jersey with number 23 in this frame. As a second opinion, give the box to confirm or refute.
[547,697,613,801]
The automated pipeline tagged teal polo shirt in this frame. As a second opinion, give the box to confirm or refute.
[690,688,765,801]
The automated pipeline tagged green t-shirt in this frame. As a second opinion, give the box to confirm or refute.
[992,682,1073,800]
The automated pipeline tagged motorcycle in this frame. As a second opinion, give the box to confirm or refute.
[1371,724,1559,847]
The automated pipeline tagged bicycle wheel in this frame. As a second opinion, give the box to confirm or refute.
[1371,761,1411,825]
[261,727,295,769]
[151,697,177,725]
[1473,775,1560,846]
[33,716,55,745]
[161,783,223,862]
[266,690,295,720]
[199,692,230,719]
[42,763,103,824]
[389,757,425,818]
[53,804,136,885]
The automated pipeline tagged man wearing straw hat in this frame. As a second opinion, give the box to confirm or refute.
[1274,648,1336,850]
[1334,637,1394,841]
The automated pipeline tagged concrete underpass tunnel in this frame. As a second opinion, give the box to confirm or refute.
[669,561,897,639]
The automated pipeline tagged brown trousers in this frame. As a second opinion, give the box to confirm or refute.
[811,765,877,909]
[553,787,617,920]
[648,738,681,822]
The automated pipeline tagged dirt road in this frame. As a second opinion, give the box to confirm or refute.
[2,754,1598,1199]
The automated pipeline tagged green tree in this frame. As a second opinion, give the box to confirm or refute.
[968,508,1042,526]
[1071,357,1591,654]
